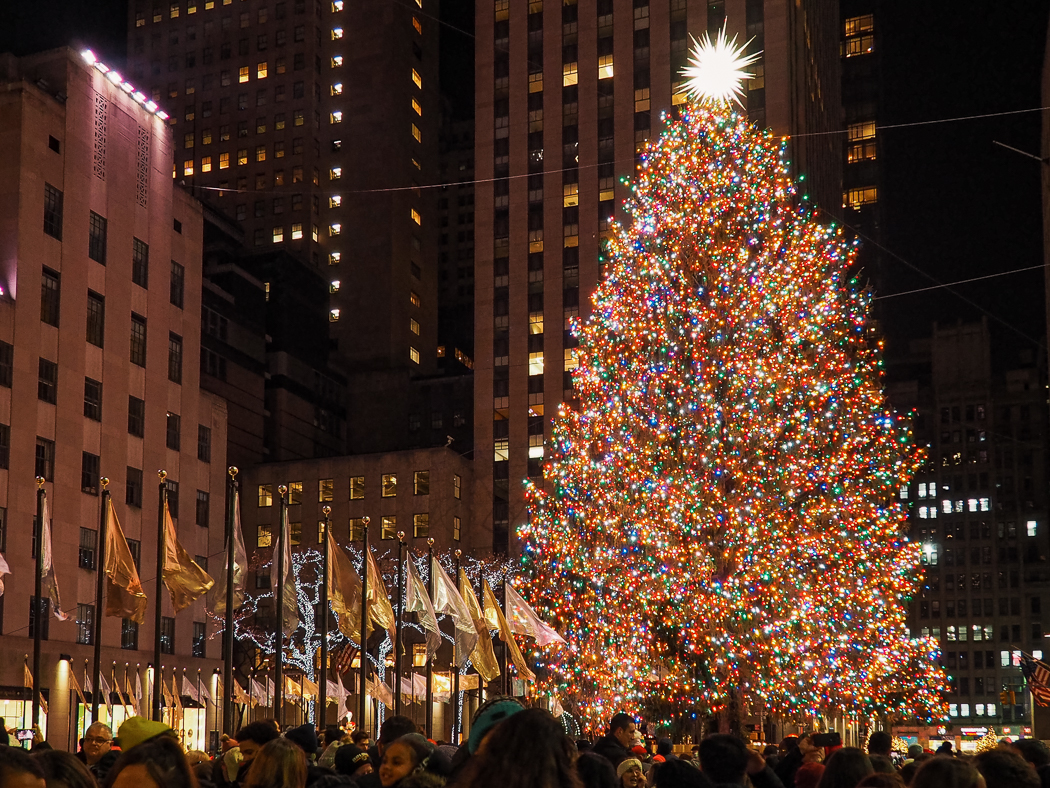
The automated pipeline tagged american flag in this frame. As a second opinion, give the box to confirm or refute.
[336,644,357,675]
[1020,654,1050,706]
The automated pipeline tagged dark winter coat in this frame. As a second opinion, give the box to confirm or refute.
[591,734,631,767]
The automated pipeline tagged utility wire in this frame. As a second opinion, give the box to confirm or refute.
[874,264,1046,301]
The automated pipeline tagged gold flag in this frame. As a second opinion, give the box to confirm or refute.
[483,579,535,682]
[171,676,184,728]
[68,668,88,710]
[104,498,148,623]
[301,675,319,698]
[327,529,363,643]
[162,500,214,613]
[284,675,303,698]
[460,570,500,683]
[365,547,395,641]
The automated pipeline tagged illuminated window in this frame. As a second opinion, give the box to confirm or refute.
[330,111,343,123]
[329,223,342,236]
[258,484,273,507]
[563,62,578,86]
[529,313,544,334]
[184,131,195,149]
[330,167,342,180]
[291,223,303,239]
[598,55,614,79]
[529,352,543,375]
[413,513,429,538]
[494,439,509,461]
[331,27,344,39]
[257,62,267,78]
[411,69,422,88]
[329,252,341,264]
[255,145,266,161]
[411,124,421,142]
[410,208,421,225]
[331,83,343,95]
[412,16,422,33]
[329,309,340,322]
[843,14,874,56]
[238,66,249,83]
[410,347,420,364]
[848,139,877,163]
[237,149,248,165]
[273,226,284,243]
[201,156,212,172]
[329,195,341,207]
[529,72,543,92]
[331,55,343,67]
[410,291,421,307]
[183,159,194,176]
[202,129,212,146]
[411,98,422,115]
[257,524,272,547]
[382,474,397,497]
[844,187,877,208]
[453,516,461,540]
[564,348,579,371]
[331,0,343,9]
[330,280,340,293]
[494,0,509,20]
[312,225,319,242]
[1028,520,1038,537]
[170,3,180,17]
[848,120,876,141]
[410,318,420,335]
[381,516,397,540]
[219,152,229,169]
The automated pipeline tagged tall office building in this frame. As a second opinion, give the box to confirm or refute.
[889,320,1049,743]
[0,47,227,748]
[473,0,842,553]
[125,0,444,452]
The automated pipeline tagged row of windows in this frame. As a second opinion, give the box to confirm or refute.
[257,512,459,547]
[135,0,322,25]
[68,601,205,655]
[257,471,461,505]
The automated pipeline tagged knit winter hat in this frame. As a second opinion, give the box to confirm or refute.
[116,717,174,751]
[467,698,525,754]
[617,759,643,779]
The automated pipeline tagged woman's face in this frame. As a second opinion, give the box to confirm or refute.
[621,764,644,788]
[379,742,417,787]
[112,765,159,788]
[354,762,375,777]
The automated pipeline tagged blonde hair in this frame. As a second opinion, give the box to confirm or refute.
[242,738,307,788]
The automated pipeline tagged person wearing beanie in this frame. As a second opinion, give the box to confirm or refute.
[334,744,374,779]
[467,698,525,754]
[656,739,677,762]
[115,717,175,752]
[286,724,320,760]
[618,758,644,788]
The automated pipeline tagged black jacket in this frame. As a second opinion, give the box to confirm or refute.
[591,735,630,767]
[712,766,785,788]
[89,751,121,785]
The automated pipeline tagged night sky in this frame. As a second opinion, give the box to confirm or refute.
[2,0,1046,365]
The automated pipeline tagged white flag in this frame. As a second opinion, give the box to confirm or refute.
[40,497,71,620]
[208,486,249,615]
[0,550,10,596]
[182,675,201,703]
[270,502,299,632]
[505,581,566,647]
[431,557,477,668]
[405,557,441,662]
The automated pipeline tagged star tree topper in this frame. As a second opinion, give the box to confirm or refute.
[681,24,761,106]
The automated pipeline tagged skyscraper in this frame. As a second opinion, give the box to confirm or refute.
[473,0,843,553]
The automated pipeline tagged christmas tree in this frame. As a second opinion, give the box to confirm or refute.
[521,29,947,730]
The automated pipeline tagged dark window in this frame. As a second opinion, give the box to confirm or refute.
[29,597,50,639]
[79,527,96,570]
[87,291,105,347]
[76,603,95,645]
[43,184,63,240]
[126,467,143,508]
[132,238,149,287]
[192,621,206,657]
[82,452,100,495]
[84,378,102,421]
[41,268,60,326]
[0,341,11,387]
[88,212,108,264]
[130,313,147,366]
[168,333,183,383]
[166,479,180,518]
[0,424,8,469]
[127,538,140,569]
[196,490,209,526]
[201,348,227,380]
[128,396,145,437]
[170,261,185,308]
[121,618,138,649]
[37,358,57,403]
[197,425,211,462]
[35,437,54,481]
[166,412,181,450]
[160,616,175,654]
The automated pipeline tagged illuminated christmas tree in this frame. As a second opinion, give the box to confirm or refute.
[521,30,947,731]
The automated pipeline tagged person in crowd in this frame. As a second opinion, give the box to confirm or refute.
[974,750,1040,788]
[936,743,954,757]
[905,745,923,763]
[867,733,893,760]
[220,747,243,788]
[855,775,903,788]
[774,735,821,788]
[816,747,872,788]
[286,725,320,761]
[81,722,119,784]
[33,750,95,788]
[106,734,198,788]
[617,759,645,788]
[233,723,282,777]
[319,729,349,770]
[897,762,918,787]
[333,745,373,780]
[0,746,47,788]
[355,716,419,788]
[695,734,783,788]
[351,732,371,751]
[868,756,895,776]
[0,717,9,747]
[910,756,983,788]
[115,718,175,753]
[1011,740,1050,788]
[377,734,438,788]
[577,751,620,788]
[445,697,524,779]
[794,763,824,788]
[656,739,677,764]
[240,738,307,788]
[453,708,582,788]
[652,760,712,788]
[762,746,780,771]
[593,714,638,768]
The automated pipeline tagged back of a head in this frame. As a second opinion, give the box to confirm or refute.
[856,774,902,788]
[242,738,307,788]
[456,708,581,788]
[795,763,825,788]
[576,752,618,788]
[868,732,893,758]
[235,722,281,747]
[1013,740,1050,769]
[105,735,198,788]
[379,716,419,747]
[868,756,895,776]
[696,734,749,785]
[0,747,45,788]
[974,750,1041,788]
[653,760,712,788]
[911,756,982,788]
[33,750,95,788]
[817,747,873,788]
[323,728,343,748]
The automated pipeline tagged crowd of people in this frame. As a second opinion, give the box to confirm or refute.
[0,703,1048,788]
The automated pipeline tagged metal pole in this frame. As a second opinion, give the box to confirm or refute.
[394,532,405,716]
[223,467,238,735]
[359,517,370,734]
[452,549,461,743]
[319,505,331,730]
[33,478,45,730]
[275,485,288,728]
[153,471,168,721]
[425,537,434,737]
[92,481,110,720]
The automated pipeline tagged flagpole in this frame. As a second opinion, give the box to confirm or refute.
[452,549,461,744]
[153,470,168,721]
[394,531,405,716]
[319,505,331,731]
[224,467,238,735]
[359,517,369,734]
[92,480,110,721]
[425,538,435,737]
[275,484,288,728]
[33,477,45,729]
